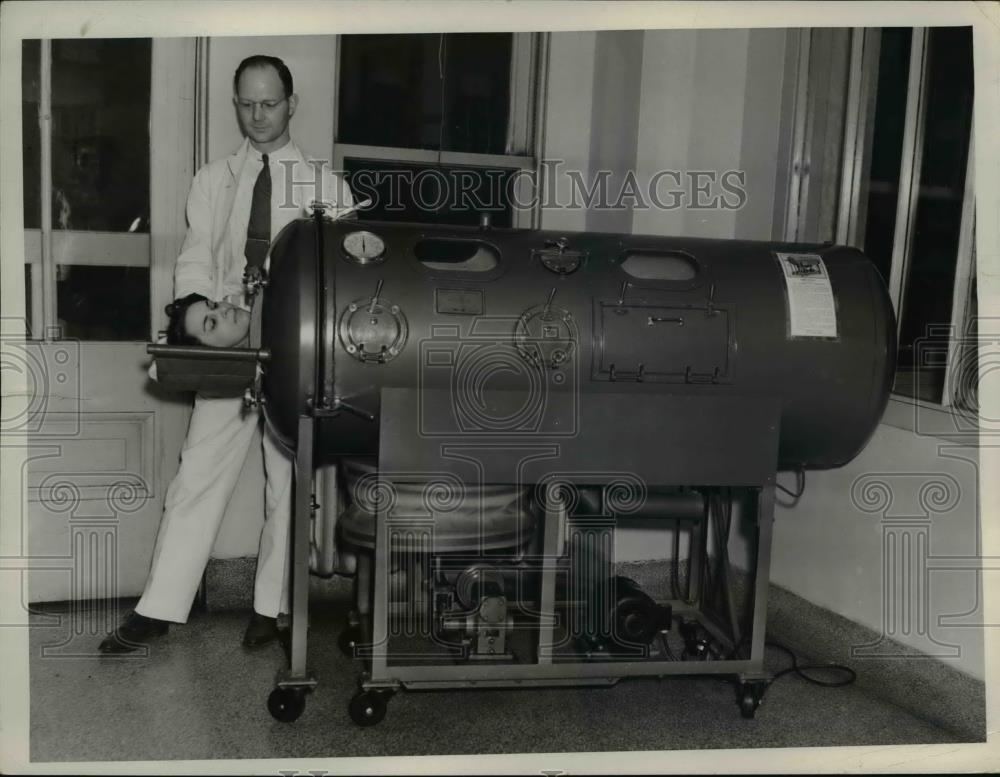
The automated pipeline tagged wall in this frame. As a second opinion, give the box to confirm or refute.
[585,30,644,235]
[770,427,982,679]
[204,35,338,557]
[633,29,749,238]
[206,36,337,164]
[538,31,597,234]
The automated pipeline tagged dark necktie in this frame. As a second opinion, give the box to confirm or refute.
[244,153,271,271]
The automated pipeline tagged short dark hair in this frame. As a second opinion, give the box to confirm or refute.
[165,293,209,346]
[233,55,293,98]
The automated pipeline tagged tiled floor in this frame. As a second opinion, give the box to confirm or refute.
[27,590,965,765]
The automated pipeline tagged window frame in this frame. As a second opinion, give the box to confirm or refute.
[787,26,978,441]
[22,38,195,343]
[331,32,544,229]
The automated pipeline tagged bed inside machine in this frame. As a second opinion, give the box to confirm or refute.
[149,206,895,727]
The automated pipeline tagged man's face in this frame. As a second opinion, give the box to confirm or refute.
[184,300,251,348]
[234,64,297,153]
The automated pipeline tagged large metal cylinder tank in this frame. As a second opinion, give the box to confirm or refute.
[261,218,895,471]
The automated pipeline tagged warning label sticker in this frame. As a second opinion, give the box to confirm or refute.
[774,252,838,338]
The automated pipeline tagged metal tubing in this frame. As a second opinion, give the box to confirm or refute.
[357,550,372,616]
[536,485,563,664]
[317,209,336,408]
[687,499,710,604]
[289,416,314,678]
[369,475,391,682]
[395,678,618,690]
[357,657,762,683]
[713,491,742,647]
[748,485,776,669]
[147,343,269,361]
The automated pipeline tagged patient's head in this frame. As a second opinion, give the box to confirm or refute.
[165,293,251,348]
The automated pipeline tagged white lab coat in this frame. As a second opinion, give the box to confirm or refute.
[137,139,351,622]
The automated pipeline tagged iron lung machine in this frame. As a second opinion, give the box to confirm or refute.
[150,210,895,725]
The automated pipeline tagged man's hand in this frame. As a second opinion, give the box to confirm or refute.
[243,265,268,298]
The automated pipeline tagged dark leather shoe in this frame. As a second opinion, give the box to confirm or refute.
[243,612,280,649]
[99,611,169,654]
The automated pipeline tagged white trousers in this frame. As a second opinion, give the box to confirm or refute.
[135,394,293,623]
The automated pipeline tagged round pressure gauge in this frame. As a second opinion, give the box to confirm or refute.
[342,230,386,265]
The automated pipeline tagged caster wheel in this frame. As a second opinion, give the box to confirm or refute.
[349,690,388,727]
[268,687,306,723]
[738,681,765,719]
[338,625,364,658]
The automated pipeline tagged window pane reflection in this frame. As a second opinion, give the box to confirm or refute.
[50,39,151,233]
[338,33,511,155]
[25,265,34,336]
[56,265,150,341]
[861,28,911,285]
[22,40,41,230]
[893,27,974,404]
[343,158,515,227]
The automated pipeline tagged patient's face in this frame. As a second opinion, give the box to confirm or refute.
[183,300,251,347]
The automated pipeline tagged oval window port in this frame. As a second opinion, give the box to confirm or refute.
[414,239,499,272]
[620,250,699,282]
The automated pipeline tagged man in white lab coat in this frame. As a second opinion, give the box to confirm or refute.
[100,55,352,653]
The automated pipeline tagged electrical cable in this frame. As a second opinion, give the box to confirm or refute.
[725,634,857,689]
[764,640,857,687]
[775,468,806,499]
[658,632,678,662]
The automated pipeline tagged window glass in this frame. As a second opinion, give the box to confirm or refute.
[56,265,150,341]
[952,274,978,415]
[338,33,512,155]
[621,251,698,282]
[24,266,33,334]
[50,39,151,232]
[22,40,41,230]
[893,27,974,403]
[23,41,41,334]
[22,38,152,341]
[414,239,499,272]
[861,28,911,285]
[343,157,515,227]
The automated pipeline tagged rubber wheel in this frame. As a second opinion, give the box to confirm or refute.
[338,625,363,658]
[349,690,388,727]
[268,687,306,723]
[739,690,758,719]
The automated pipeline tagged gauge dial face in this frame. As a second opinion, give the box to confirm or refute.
[342,230,386,264]
[540,251,582,275]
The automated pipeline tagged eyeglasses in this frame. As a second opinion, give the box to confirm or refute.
[234,97,288,112]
